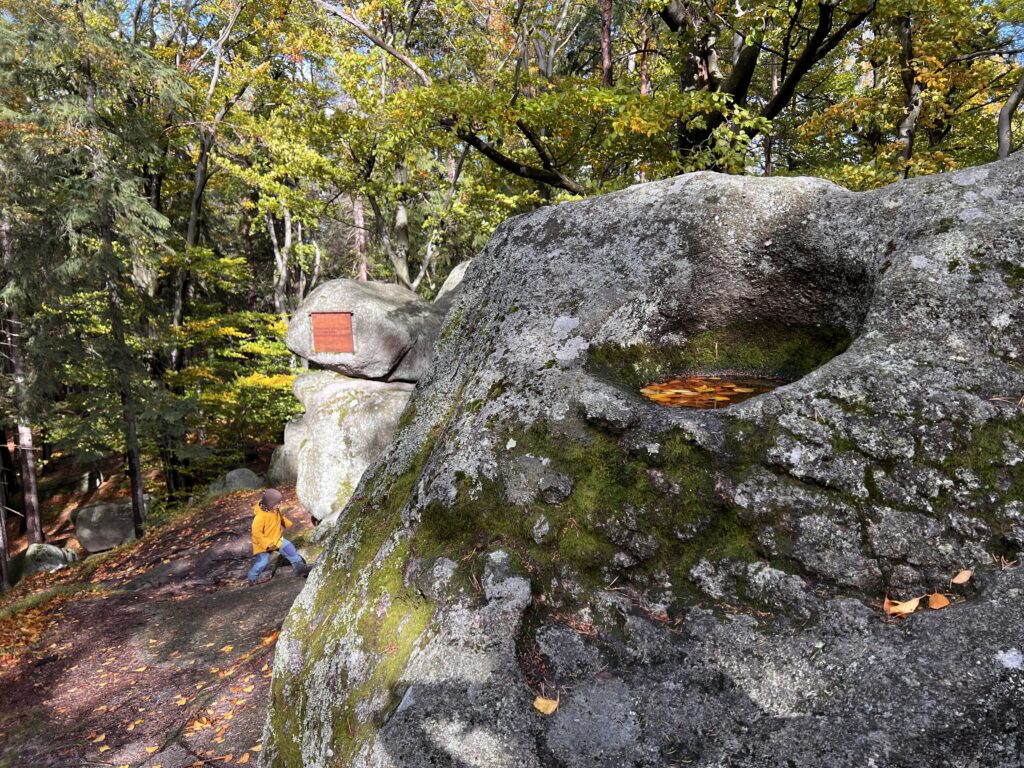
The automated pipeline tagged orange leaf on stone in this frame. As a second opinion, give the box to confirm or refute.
[951,569,972,585]
[928,593,951,609]
[533,694,559,715]
[883,596,920,616]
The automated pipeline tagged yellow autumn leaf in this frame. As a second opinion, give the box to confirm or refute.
[99,745,111,753]
[238,754,251,764]
[883,595,920,616]
[146,746,159,753]
[220,645,234,653]
[92,733,106,743]
[928,592,951,609]
[533,694,559,715]
[951,569,972,585]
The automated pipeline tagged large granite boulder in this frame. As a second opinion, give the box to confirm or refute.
[290,372,414,526]
[73,498,148,553]
[205,467,264,499]
[262,156,1024,768]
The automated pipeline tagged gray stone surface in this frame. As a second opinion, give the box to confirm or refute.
[73,498,148,553]
[288,371,413,527]
[205,467,264,499]
[262,156,1024,768]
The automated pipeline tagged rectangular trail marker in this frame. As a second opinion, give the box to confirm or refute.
[311,312,354,353]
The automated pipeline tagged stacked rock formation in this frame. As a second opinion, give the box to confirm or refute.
[274,270,468,527]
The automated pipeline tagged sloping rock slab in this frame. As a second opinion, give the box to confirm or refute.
[262,157,1024,768]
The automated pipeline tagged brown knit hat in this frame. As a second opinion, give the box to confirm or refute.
[260,488,284,510]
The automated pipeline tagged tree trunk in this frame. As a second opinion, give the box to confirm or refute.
[639,14,650,97]
[0,215,42,544]
[998,69,1024,160]
[0,469,9,591]
[353,196,368,283]
[106,273,146,539]
[600,0,613,87]
[765,55,778,177]
[266,210,292,318]
[0,427,17,497]
[896,16,922,178]
[171,129,213,372]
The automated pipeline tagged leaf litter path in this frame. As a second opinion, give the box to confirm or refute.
[0,489,313,768]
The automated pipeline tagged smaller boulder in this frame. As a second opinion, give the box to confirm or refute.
[73,498,148,553]
[205,468,264,499]
[22,543,79,578]
[286,280,443,381]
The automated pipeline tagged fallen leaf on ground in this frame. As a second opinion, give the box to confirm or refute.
[220,644,234,653]
[92,733,106,743]
[238,754,250,764]
[928,592,951,609]
[951,569,973,585]
[883,596,921,616]
[99,745,110,753]
[145,745,159,753]
[533,695,559,715]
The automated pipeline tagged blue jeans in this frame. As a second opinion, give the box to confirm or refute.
[247,538,304,582]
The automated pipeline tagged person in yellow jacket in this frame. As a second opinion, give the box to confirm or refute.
[246,488,310,583]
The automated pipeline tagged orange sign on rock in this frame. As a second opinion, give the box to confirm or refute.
[311,312,354,353]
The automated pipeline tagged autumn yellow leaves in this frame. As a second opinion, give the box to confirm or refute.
[882,570,973,618]
[640,376,777,409]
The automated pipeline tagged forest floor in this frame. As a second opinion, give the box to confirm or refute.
[0,486,314,768]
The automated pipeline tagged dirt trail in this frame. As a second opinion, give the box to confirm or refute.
[0,488,313,768]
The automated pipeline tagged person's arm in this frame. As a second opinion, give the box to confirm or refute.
[280,511,293,529]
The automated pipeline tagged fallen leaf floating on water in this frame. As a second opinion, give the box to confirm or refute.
[640,376,779,409]
[533,694,559,715]
[928,592,951,609]
[883,596,921,616]
[951,569,973,585]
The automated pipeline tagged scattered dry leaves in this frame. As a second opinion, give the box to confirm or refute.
[640,376,778,409]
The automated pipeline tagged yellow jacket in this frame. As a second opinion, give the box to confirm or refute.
[251,502,293,554]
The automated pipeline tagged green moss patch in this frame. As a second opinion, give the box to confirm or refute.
[412,421,762,612]
[589,321,853,390]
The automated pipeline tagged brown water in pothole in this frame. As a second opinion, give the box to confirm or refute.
[640,375,782,408]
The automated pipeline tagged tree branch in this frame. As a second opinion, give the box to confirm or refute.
[315,0,432,86]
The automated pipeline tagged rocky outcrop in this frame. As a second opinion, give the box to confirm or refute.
[263,156,1024,768]
[73,498,148,553]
